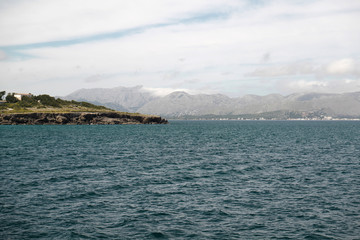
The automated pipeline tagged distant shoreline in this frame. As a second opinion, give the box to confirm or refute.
[167,118,360,121]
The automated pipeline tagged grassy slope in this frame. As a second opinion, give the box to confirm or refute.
[0,95,151,117]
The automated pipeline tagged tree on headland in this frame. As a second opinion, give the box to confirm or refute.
[0,91,5,100]
[1,92,111,113]
[34,94,60,107]
[5,93,19,103]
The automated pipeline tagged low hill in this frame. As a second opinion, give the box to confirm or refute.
[0,94,112,113]
[0,94,167,125]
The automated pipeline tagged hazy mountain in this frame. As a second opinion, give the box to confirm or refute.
[139,91,360,118]
[65,86,360,118]
[64,85,159,112]
[138,91,234,117]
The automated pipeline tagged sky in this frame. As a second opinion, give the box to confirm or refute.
[0,0,360,97]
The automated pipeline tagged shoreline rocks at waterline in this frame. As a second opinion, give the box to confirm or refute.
[0,112,168,125]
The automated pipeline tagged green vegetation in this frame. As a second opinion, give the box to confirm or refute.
[5,93,19,103]
[0,91,5,100]
[0,91,113,113]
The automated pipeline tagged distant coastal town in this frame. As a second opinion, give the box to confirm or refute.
[180,117,360,121]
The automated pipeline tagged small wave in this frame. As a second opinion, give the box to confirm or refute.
[149,231,167,238]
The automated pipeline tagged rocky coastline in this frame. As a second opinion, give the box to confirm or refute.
[0,112,168,125]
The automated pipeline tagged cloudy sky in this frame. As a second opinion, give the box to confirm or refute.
[0,0,360,97]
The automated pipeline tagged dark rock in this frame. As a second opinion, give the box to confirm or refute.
[56,115,68,124]
[0,112,168,125]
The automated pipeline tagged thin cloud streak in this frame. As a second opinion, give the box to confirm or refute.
[0,0,240,46]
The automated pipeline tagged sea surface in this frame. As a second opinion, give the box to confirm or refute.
[1,120,359,239]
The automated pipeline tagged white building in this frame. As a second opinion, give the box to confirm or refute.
[14,93,33,100]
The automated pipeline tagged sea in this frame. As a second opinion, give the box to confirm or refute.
[1,120,359,239]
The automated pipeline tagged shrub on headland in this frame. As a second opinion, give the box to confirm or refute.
[19,95,39,107]
[0,91,5,100]
[34,95,61,107]
[0,91,110,113]
[5,93,19,103]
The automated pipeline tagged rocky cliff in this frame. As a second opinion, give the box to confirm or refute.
[0,112,168,125]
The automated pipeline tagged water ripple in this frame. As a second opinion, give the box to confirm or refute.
[1,121,360,239]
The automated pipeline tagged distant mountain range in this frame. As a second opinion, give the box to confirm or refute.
[64,86,360,119]
[64,86,157,113]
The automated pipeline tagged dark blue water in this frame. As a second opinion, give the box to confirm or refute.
[1,121,360,239]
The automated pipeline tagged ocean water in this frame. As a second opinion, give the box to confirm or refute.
[1,120,359,239]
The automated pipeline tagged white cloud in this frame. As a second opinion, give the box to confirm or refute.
[289,80,328,89]
[0,0,241,46]
[345,79,355,84]
[326,58,357,75]
[0,0,360,96]
[142,87,209,97]
[246,62,318,77]
[0,50,6,60]
[84,74,105,83]
[277,78,360,94]
[246,58,360,78]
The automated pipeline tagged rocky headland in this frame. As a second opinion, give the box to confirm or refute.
[0,112,168,125]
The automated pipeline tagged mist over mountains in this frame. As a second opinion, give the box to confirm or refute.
[65,86,157,113]
[65,86,360,119]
